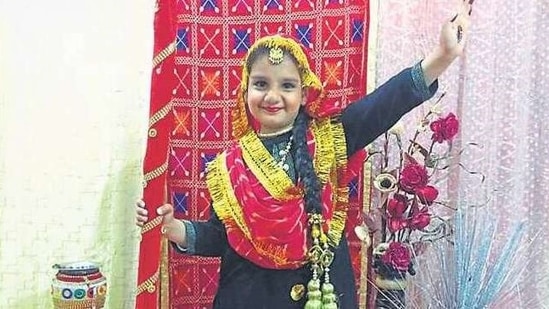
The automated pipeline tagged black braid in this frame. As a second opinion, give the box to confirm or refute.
[292,107,322,215]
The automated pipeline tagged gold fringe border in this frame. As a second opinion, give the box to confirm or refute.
[311,119,335,184]
[206,154,252,238]
[326,121,350,248]
[207,120,351,266]
[239,132,299,201]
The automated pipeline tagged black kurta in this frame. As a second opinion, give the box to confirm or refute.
[174,64,437,309]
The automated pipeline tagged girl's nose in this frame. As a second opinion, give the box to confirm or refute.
[264,89,281,104]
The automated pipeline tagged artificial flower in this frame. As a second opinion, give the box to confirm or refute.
[381,242,411,271]
[408,206,431,230]
[430,112,459,143]
[374,173,398,193]
[387,194,408,217]
[399,163,428,194]
[416,185,439,205]
[388,217,408,233]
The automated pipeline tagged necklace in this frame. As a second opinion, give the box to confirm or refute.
[276,135,293,171]
[257,125,294,138]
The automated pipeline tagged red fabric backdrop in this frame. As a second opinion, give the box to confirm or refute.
[137,0,371,308]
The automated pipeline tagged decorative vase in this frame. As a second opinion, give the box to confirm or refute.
[372,243,408,309]
[51,261,107,309]
[374,273,407,309]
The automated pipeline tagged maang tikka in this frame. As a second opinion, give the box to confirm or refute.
[268,46,284,65]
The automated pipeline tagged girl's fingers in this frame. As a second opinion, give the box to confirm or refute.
[135,199,148,227]
[157,204,174,216]
[136,206,148,216]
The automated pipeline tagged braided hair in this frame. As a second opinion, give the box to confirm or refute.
[292,107,323,215]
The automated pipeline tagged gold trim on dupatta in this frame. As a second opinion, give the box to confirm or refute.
[240,131,301,201]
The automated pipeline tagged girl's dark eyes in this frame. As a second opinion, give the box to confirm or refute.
[253,81,267,88]
[252,81,297,90]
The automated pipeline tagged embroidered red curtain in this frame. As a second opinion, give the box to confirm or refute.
[137,1,372,308]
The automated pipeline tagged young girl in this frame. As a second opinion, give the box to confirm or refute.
[136,3,472,308]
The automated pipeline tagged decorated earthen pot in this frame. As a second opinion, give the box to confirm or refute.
[51,261,107,309]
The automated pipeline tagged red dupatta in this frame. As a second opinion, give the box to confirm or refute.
[206,118,351,269]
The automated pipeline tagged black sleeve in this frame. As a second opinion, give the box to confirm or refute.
[192,209,228,257]
[172,207,228,257]
[342,63,438,156]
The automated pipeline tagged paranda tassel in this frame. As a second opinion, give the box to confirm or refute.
[321,241,337,309]
[305,214,339,309]
[304,264,323,309]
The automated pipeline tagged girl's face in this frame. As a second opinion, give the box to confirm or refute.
[245,53,306,134]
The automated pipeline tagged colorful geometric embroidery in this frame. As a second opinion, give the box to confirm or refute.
[173,109,191,136]
[173,192,189,213]
[232,29,252,54]
[352,19,365,42]
[349,177,360,198]
[176,28,190,52]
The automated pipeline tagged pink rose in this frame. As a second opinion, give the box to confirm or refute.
[399,163,428,193]
[430,113,459,143]
[408,206,431,230]
[381,242,411,271]
[416,185,439,205]
[387,194,408,218]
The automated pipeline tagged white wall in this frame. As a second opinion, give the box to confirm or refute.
[0,1,155,308]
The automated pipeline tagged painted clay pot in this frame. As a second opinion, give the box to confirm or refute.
[51,261,107,309]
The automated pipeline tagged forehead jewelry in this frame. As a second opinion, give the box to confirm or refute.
[268,46,284,65]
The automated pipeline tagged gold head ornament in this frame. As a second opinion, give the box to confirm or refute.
[268,46,284,65]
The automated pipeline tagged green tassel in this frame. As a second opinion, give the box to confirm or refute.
[321,282,338,308]
[321,282,334,294]
[304,299,323,309]
[304,279,323,309]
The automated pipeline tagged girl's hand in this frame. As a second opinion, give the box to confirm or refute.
[439,0,474,59]
[135,199,186,245]
[135,199,148,227]
[421,0,475,86]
